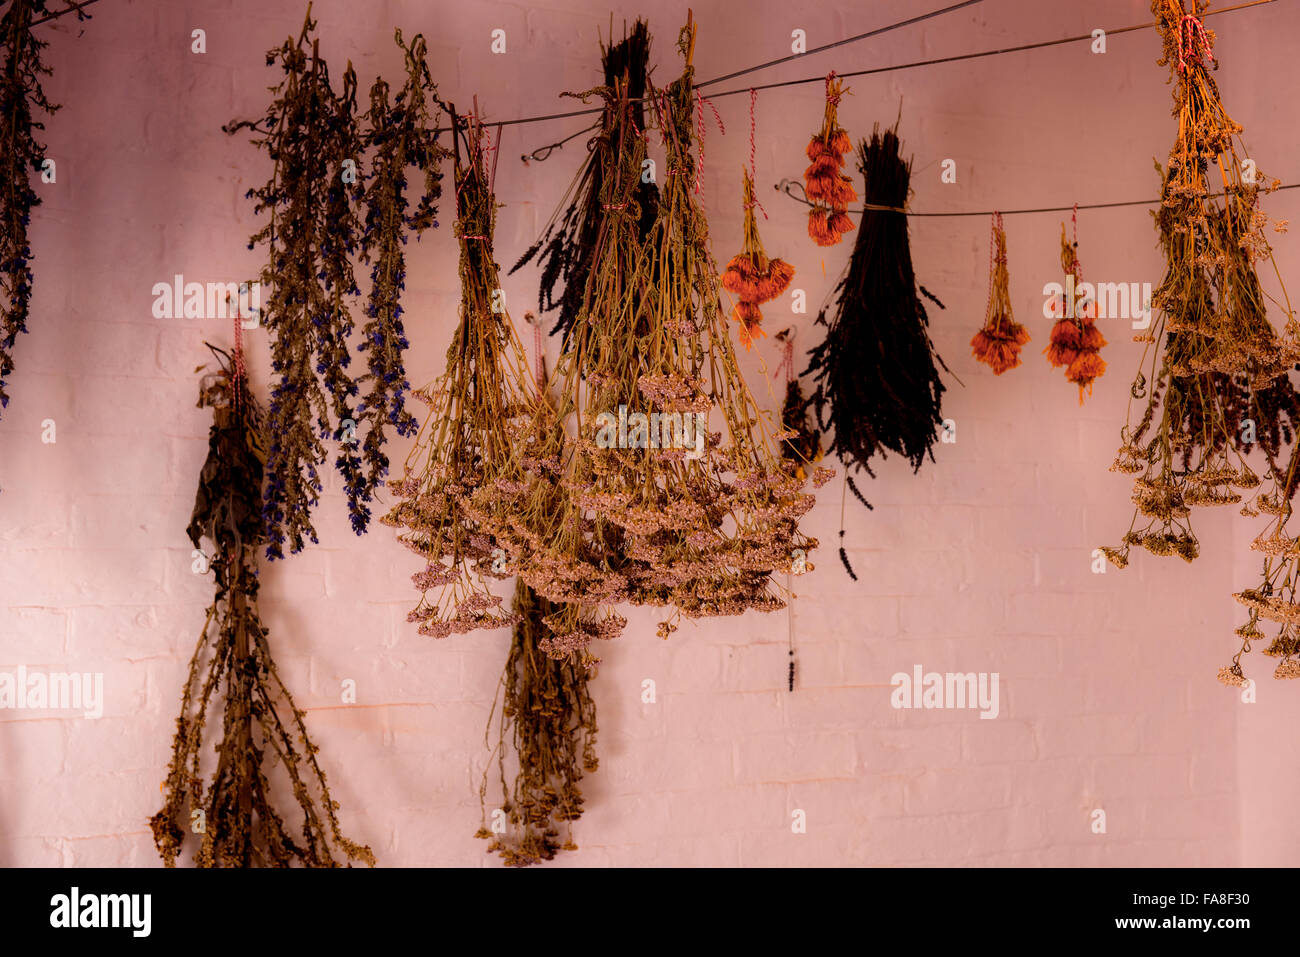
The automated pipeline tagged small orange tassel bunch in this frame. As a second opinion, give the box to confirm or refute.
[722,168,795,349]
[970,212,1029,374]
[804,74,856,247]
[1044,222,1106,402]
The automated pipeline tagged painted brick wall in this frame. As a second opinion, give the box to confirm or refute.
[1,0,1296,867]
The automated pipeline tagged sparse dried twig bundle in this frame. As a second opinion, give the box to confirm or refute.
[476,578,598,867]
[1102,0,1300,571]
[970,212,1029,375]
[151,349,374,868]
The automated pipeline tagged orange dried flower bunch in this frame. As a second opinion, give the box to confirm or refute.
[722,168,795,349]
[970,213,1029,375]
[804,74,856,246]
[1044,222,1106,401]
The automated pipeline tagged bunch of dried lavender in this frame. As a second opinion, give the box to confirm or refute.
[476,578,598,867]
[805,123,950,481]
[151,350,374,868]
[1101,0,1300,570]
[352,31,449,533]
[382,112,542,640]
[0,0,57,418]
[510,19,658,345]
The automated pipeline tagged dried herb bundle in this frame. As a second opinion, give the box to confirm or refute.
[151,349,374,868]
[804,74,856,247]
[722,167,794,349]
[476,578,598,867]
[242,10,446,556]
[244,9,364,558]
[510,19,658,344]
[490,16,827,655]
[805,123,949,478]
[383,114,541,639]
[1101,1,1300,570]
[970,212,1029,375]
[352,31,448,533]
[1044,221,1107,401]
[0,0,57,417]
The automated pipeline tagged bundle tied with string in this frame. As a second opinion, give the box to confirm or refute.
[772,329,822,482]
[970,212,1029,375]
[722,167,794,349]
[494,15,830,655]
[151,340,374,868]
[1044,218,1107,400]
[1101,0,1300,574]
[804,74,856,247]
[382,112,545,640]
[806,122,949,486]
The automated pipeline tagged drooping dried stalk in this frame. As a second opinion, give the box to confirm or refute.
[383,113,541,639]
[805,123,949,480]
[476,578,598,867]
[1044,221,1107,401]
[151,350,374,868]
[0,0,58,417]
[510,19,658,345]
[1101,0,1300,570]
[804,74,855,247]
[971,212,1029,375]
[352,31,449,533]
[722,167,794,349]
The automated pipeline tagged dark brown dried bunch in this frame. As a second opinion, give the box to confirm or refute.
[778,378,822,482]
[805,123,950,481]
[0,0,58,418]
[1101,0,1300,570]
[510,19,658,345]
[483,17,826,655]
[476,578,598,867]
[151,349,374,868]
[382,113,544,640]
[352,31,449,534]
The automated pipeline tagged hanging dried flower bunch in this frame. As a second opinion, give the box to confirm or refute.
[352,31,449,533]
[773,329,822,482]
[382,112,540,640]
[722,167,795,349]
[240,8,446,556]
[476,578,598,867]
[510,19,658,344]
[804,74,856,247]
[151,347,374,868]
[1100,0,1300,570]
[0,0,57,418]
[1044,219,1107,400]
[805,123,950,480]
[970,212,1029,375]
[493,15,826,655]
